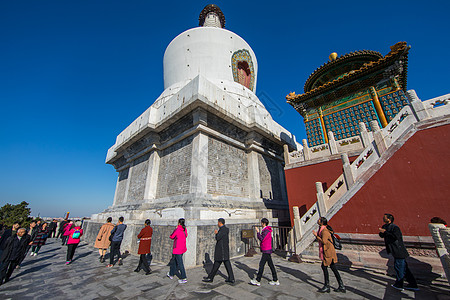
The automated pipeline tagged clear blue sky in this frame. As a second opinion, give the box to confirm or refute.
[1,1,448,218]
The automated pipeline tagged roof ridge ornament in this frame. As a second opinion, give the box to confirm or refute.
[199,4,226,28]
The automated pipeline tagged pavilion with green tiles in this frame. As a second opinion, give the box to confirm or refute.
[286,42,411,147]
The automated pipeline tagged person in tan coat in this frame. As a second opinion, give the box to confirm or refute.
[94,217,114,263]
[313,217,345,293]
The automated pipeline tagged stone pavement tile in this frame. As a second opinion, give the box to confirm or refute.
[213,284,261,300]
[1,239,449,300]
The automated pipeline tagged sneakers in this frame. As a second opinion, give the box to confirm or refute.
[106,264,113,268]
[178,279,187,284]
[269,280,280,286]
[391,283,404,291]
[118,259,123,266]
[404,284,419,291]
[65,261,71,265]
[167,272,174,280]
[250,279,261,286]
[30,252,35,256]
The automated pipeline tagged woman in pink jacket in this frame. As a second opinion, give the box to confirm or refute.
[61,220,73,246]
[66,221,83,265]
[167,218,188,283]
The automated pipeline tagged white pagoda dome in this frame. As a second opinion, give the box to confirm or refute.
[163,4,258,94]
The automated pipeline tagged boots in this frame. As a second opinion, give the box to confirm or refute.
[334,278,346,293]
[318,284,330,293]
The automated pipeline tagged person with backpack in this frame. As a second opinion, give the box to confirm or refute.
[107,216,127,267]
[94,217,114,263]
[167,218,187,284]
[250,218,279,286]
[134,219,153,275]
[312,217,345,293]
[66,221,83,264]
[29,222,49,256]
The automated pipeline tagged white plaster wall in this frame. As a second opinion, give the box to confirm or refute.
[163,27,258,93]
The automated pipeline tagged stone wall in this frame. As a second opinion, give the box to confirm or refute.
[127,153,150,202]
[207,136,248,197]
[156,136,193,198]
[82,221,253,266]
[115,168,129,204]
[258,153,282,200]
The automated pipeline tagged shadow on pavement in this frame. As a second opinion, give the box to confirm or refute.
[21,254,57,267]
[14,263,52,279]
[38,247,59,255]
[72,250,93,263]
[234,261,255,280]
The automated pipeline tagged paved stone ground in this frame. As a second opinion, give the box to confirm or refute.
[0,239,448,300]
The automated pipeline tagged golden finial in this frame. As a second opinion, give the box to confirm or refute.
[329,52,338,61]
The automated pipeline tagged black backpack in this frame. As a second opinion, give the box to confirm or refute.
[331,233,342,250]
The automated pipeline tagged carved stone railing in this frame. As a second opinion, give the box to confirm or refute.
[291,90,450,255]
[429,224,450,283]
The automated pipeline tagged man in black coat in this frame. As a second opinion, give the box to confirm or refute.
[0,223,20,258]
[48,219,57,238]
[203,218,235,283]
[379,213,418,291]
[0,228,31,285]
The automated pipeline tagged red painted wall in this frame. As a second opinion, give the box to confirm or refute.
[286,124,450,236]
[285,159,345,226]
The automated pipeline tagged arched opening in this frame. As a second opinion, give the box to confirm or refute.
[237,61,252,89]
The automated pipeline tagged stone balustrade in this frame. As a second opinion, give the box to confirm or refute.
[290,90,450,255]
[429,224,450,283]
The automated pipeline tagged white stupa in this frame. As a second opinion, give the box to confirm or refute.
[86,4,298,267]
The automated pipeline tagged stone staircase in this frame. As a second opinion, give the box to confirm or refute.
[289,90,450,255]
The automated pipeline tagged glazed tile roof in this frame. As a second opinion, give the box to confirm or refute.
[287,42,410,108]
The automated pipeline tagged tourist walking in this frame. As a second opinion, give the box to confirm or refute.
[66,221,83,265]
[18,221,38,265]
[94,217,114,263]
[30,222,50,256]
[62,220,73,246]
[107,216,127,267]
[167,218,187,283]
[0,228,30,285]
[48,219,58,238]
[134,219,153,275]
[379,213,418,291]
[0,223,20,259]
[56,219,68,239]
[250,218,279,286]
[312,217,345,293]
[203,218,235,283]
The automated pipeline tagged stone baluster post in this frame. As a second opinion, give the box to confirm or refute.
[292,206,303,239]
[371,120,387,154]
[341,153,355,188]
[283,144,290,165]
[302,139,311,160]
[407,89,430,121]
[328,131,338,155]
[429,224,450,284]
[315,182,327,217]
[359,122,371,148]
